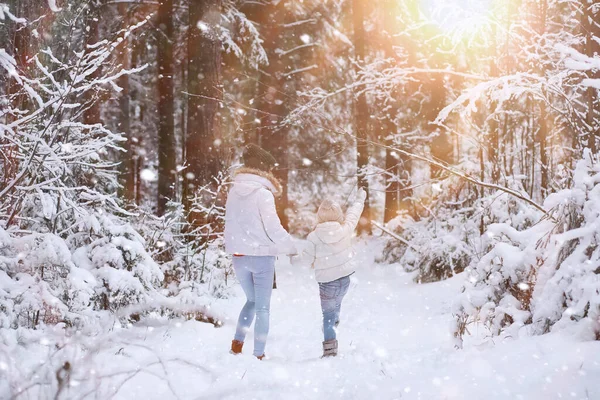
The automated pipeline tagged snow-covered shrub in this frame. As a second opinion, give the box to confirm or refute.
[156,173,231,285]
[0,208,165,329]
[175,173,233,300]
[454,151,600,347]
[531,153,600,339]
[380,164,539,283]
[70,214,164,313]
[451,218,550,346]
[0,227,95,329]
[163,235,233,299]
[383,206,477,283]
[129,173,234,313]
[120,203,232,325]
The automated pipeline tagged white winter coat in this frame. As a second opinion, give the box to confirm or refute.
[300,200,364,283]
[224,168,296,256]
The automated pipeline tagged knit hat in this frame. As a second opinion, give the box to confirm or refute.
[317,199,344,224]
[242,144,277,172]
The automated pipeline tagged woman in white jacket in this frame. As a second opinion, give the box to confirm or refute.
[224,144,296,360]
[295,188,366,357]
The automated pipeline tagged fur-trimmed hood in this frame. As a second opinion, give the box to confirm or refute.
[232,167,283,197]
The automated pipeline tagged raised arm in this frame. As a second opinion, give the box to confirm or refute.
[342,188,366,235]
[257,189,297,255]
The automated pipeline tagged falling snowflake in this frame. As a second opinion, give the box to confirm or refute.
[302,158,313,166]
[140,169,157,182]
[197,21,210,32]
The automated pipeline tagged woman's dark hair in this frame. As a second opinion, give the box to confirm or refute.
[242,144,277,172]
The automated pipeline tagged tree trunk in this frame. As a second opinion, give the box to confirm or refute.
[117,3,134,203]
[539,100,549,195]
[83,2,100,126]
[252,0,292,230]
[383,131,402,223]
[352,0,372,234]
[381,0,411,223]
[130,29,144,205]
[184,0,223,222]
[156,0,176,216]
[537,0,549,197]
[477,144,484,234]
[487,25,501,184]
[4,0,34,186]
[583,0,600,154]
[424,51,450,180]
[487,111,500,184]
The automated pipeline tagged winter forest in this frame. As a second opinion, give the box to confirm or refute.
[1,0,600,398]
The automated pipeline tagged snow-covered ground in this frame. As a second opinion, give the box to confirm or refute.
[3,241,600,400]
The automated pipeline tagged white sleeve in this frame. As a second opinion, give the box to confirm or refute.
[342,200,365,236]
[305,241,316,268]
[257,189,297,255]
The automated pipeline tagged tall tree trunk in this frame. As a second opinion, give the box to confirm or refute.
[526,94,535,198]
[539,99,549,195]
[83,2,100,126]
[426,53,450,187]
[583,0,600,154]
[382,0,411,223]
[117,3,134,203]
[585,84,598,154]
[253,1,292,230]
[352,0,372,234]
[130,28,145,205]
[184,0,223,222]
[4,0,33,186]
[487,24,501,184]
[537,0,549,197]
[156,0,176,215]
[503,10,516,181]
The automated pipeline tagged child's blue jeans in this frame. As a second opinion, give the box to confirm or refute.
[319,275,351,341]
[233,255,275,357]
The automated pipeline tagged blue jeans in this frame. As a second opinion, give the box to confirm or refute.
[233,255,275,357]
[319,275,351,342]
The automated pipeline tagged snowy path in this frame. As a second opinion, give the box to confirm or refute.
[41,242,599,400]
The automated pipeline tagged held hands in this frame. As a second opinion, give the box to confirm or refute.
[286,244,298,264]
[289,253,305,266]
[356,187,367,203]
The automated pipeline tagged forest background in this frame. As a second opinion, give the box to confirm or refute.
[0,0,599,392]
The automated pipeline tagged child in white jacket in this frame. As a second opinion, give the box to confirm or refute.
[294,188,366,357]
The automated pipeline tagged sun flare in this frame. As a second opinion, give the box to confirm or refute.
[420,0,494,41]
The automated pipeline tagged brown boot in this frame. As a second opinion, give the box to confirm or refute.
[256,354,265,360]
[322,339,338,358]
[230,340,243,355]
